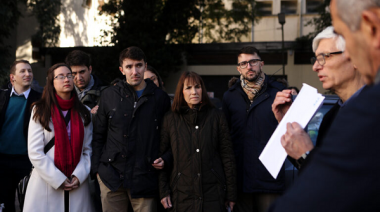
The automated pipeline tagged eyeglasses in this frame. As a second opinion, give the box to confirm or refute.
[54,74,73,80]
[238,59,261,69]
[311,51,343,66]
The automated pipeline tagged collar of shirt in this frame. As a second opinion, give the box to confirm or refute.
[10,87,31,99]
[338,85,365,108]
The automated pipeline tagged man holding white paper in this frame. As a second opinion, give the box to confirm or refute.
[222,46,285,212]
[269,0,380,211]
[272,26,364,170]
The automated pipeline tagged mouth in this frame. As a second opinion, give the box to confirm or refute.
[318,75,326,81]
[64,85,71,87]
[24,78,31,81]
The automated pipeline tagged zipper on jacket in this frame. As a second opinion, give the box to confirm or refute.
[134,102,137,108]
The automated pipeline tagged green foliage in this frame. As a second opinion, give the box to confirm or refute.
[304,0,332,39]
[99,0,258,78]
[0,0,27,85]
[28,0,61,47]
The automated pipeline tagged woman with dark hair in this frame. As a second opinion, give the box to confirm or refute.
[158,71,237,211]
[144,65,165,90]
[24,63,93,211]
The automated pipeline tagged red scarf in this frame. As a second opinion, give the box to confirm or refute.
[52,93,84,177]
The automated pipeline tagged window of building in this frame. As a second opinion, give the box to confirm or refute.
[306,0,323,14]
[256,1,273,16]
[281,0,297,14]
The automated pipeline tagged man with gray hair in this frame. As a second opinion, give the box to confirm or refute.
[272,26,364,170]
[269,0,380,211]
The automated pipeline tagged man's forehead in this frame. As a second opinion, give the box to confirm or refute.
[71,65,88,72]
[315,38,339,55]
[238,53,260,61]
[122,58,145,65]
[15,63,32,71]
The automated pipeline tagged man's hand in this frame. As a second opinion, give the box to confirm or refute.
[281,122,314,159]
[59,178,73,191]
[91,105,99,114]
[272,90,293,123]
[225,201,235,211]
[161,195,172,209]
[152,157,164,170]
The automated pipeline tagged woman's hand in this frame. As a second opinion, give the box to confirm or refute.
[161,195,172,209]
[225,201,235,211]
[152,157,164,170]
[59,178,72,191]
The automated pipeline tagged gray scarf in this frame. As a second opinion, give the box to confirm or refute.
[76,75,94,100]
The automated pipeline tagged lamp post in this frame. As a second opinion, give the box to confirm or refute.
[278,13,286,76]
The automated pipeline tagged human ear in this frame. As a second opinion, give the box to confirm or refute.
[362,9,380,48]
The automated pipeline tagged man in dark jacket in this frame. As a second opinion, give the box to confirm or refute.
[268,0,380,211]
[65,50,107,112]
[272,26,364,170]
[0,60,41,212]
[222,46,285,212]
[92,46,171,212]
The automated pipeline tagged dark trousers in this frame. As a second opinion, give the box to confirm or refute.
[234,192,281,212]
[0,154,32,212]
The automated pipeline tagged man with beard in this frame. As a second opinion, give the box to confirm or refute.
[222,46,286,212]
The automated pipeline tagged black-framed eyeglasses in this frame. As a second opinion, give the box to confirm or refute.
[238,59,261,69]
[54,74,73,80]
[311,51,343,66]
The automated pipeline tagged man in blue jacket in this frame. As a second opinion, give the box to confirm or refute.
[222,46,285,212]
[269,0,380,211]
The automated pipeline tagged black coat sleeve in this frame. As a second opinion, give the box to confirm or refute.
[158,113,172,200]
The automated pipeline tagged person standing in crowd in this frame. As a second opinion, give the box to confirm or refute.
[0,60,41,212]
[24,63,93,211]
[272,26,364,170]
[159,71,236,211]
[65,50,107,114]
[144,65,165,90]
[222,46,285,212]
[91,46,171,212]
[269,0,380,211]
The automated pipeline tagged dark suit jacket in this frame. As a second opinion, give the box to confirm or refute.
[269,83,380,212]
[0,88,42,142]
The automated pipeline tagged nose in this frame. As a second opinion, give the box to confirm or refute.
[312,60,321,72]
[191,87,197,94]
[75,74,81,81]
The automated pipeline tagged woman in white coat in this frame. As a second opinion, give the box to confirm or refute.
[24,63,93,212]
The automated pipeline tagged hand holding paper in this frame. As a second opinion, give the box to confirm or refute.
[259,83,324,179]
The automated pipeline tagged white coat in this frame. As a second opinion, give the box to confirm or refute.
[24,108,94,212]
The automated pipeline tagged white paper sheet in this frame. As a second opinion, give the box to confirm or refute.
[259,83,325,179]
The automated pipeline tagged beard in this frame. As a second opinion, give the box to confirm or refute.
[243,68,262,82]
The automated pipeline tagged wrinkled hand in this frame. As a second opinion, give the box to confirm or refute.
[272,90,293,123]
[91,105,99,115]
[281,122,314,159]
[152,157,164,170]
[225,201,235,211]
[161,195,172,209]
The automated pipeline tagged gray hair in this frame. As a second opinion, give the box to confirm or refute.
[336,0,380,31]
[312,26,345,52]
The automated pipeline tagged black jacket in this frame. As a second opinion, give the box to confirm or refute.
[222,75,285,193]
[91,79,171,198]
[0,88,41,144]
[80,74,107,109]
[268,83,380,211]
[159,106,237,212]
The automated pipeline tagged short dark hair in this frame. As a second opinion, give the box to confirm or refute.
[237,46,261,62]
[65,50,91,68]
[172,71,213,113]
[119,46,147,66]
[10,60,31,75]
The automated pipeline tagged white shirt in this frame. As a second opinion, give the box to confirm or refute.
[10,87,31,99]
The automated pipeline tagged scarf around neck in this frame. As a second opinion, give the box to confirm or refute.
[76,75,94,100]
[240,71,265,102]
[52,93,84,177]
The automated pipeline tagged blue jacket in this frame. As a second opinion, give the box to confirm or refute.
[269,83,380,212]
[222,75,285,193]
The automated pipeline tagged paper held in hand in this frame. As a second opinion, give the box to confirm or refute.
[259,83,325,179]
